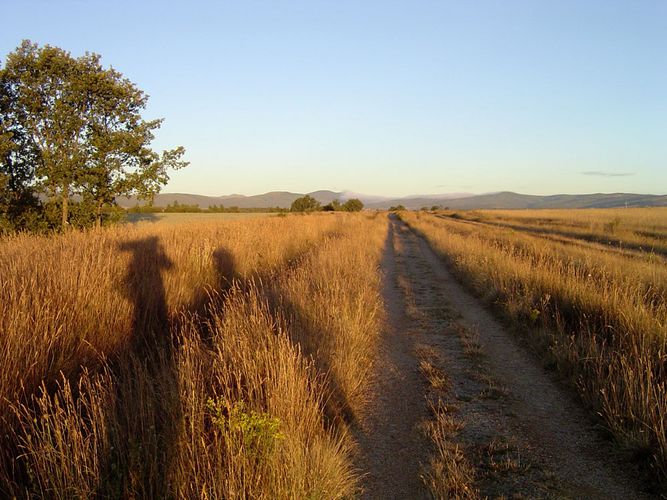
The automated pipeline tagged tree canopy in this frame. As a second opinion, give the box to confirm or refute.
[290,195,321,212]
[293,196,364,213]
[0,40,188,230]
[342,198,363,212]
[389,204,406,211]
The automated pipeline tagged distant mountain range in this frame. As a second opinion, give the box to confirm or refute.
[116,190,667,210]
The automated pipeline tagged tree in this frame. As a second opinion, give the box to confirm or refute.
[80,59,187,226]
[0,76,43,232]
[1,42,84,229]
[342,198,364,212]
[290,195,320,212]
[389,204,406,211]
[0,40,187,229]
[322,199,342,211]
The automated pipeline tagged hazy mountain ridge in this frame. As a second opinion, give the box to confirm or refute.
[116,190,344,209]
[117,191,667,210]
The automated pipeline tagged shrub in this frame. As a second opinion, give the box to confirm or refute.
[342,199,364,212]
[207,398,284,454]
[290,195,321,212]
[389,205,406,212]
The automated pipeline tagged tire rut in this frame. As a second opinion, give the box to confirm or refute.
[354,219,431,499]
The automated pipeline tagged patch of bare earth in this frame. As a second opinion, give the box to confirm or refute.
[355,215,650,499]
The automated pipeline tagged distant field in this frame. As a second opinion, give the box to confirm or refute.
[125,212,279,224]
[444,207,667,255]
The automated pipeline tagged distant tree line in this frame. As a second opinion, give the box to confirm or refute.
[127,201,289,214]
[389,205,446,212]
[126,197,365,214]
[0,40,187,233]
[290,195,364,213]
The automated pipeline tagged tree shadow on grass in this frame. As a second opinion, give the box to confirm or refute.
[124,213,161,224]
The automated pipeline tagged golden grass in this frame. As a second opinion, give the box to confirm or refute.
[401,209,667,481]
[446,207,667,255]
[0,213,386,497]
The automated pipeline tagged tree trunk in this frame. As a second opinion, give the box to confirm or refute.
[95,201,102,229]
[61,184,69,230]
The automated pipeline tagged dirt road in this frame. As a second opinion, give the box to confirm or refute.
[355,216,648,499]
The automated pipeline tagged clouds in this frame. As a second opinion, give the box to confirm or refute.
[580,171,635,177]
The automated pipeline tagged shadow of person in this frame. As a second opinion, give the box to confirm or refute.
[193,247,238,313]
[118,236,173,353]
[212,247,238,289]
[182,247,238,349]
[98,236,177,497]
[125,213,161,224]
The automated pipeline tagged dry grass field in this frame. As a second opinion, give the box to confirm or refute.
[448,207,667,256]
[400,208,667,481]
[2,207,666,497]
[0,213,386,498]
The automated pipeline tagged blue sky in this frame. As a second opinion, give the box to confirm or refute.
[2,0,665,196]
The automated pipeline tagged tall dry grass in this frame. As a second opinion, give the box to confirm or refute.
[400,210,667,482]
[0,212,386,497]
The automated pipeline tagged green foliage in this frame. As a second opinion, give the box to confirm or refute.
[164,201,201,213]
[322,199,342,212]
[290,195,321,213]
[126,204,290,214]
[206,397,284,455]
[127,204,163,214]
[208,204,225,213]
[0,40,188,230]
[0,199,46,234]
[322,198,364,212]
[342,198,364,212]
[40,199,126,229]
[0,71,46,233]
[389,204,406,211]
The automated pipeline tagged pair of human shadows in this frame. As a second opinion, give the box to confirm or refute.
[101,237,355,494]
[105,241,242,495]
[118,241,238,348]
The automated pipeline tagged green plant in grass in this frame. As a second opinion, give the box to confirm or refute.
[207,397,284,454]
